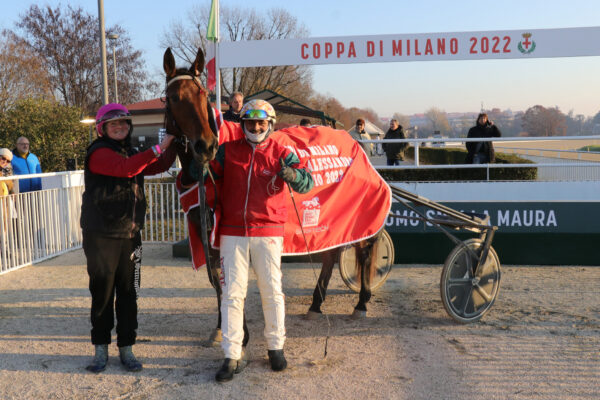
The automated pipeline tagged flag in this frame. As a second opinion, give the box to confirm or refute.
[205,0,218,91]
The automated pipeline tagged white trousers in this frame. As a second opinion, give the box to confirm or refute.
[220,235,286,360]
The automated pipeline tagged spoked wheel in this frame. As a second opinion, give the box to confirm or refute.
[339,230,395,293]
[440,238,501,323]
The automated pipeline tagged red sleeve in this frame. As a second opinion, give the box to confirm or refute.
[143,145,177,176]
[89,147,158,177]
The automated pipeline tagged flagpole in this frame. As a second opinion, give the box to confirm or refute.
[215,0,221,114]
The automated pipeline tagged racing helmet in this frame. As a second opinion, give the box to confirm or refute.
[95,103,133,137]
[240,99,276,144]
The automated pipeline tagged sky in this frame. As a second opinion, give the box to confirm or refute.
[2,0,600,118]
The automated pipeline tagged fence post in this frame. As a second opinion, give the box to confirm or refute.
[413,141,420,166]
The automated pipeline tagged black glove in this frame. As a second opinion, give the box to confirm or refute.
[278,157,296,183]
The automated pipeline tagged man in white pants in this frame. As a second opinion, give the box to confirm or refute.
[207,100,314,382]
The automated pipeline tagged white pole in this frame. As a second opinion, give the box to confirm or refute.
[215,0,221,113]
[97,0,109,105]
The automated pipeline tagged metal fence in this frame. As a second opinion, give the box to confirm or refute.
[1,134,599,274]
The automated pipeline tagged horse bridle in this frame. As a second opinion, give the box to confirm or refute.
[163,74,219,152]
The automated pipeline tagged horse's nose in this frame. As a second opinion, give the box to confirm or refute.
[193,136,218,159]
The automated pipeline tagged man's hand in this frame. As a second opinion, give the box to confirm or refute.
[278,158,296,183]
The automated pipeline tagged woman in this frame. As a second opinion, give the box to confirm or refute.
[466,113,502,164]
[0,148,16,265]
[0,148,16,196]
[80,103,176,373]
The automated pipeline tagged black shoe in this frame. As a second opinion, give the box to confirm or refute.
[215,358,246,382]
[119,346,143,372]
[86,345,108,373]
[268,349,287,372]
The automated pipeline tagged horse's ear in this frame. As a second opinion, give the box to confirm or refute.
[163,48,176,79]
[190,47,205,77]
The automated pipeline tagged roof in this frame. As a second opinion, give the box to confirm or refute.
[245,89,341,127]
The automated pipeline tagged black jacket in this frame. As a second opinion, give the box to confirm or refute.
[382,127,408,160]
[80,137,146,238]
[466,123,502,163]
[223,109,241,123]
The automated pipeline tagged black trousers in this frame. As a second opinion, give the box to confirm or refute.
[83,231,142,347]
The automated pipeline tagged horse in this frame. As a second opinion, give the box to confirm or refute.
[163,46,381,346]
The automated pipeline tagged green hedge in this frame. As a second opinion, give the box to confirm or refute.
[377,146,537,181]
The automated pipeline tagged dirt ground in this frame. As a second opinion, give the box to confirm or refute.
[0,243,599,400]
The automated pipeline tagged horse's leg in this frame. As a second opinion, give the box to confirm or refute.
[306,249,337,319]
[352,237,379,319]
[206,249,223,346]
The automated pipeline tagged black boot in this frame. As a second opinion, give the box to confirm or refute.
[119,346,143,372]
[268,349,287,372]
[86,344,108,373]
[215,358,246,382]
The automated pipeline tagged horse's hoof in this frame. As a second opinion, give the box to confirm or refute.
[209,328,223,346]
[305,310,323,320]
[351,309,367,319]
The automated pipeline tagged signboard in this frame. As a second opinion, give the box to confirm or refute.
[219,27,600,68]
[386,202,600,234]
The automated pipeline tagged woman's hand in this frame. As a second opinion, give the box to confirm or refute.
[159,134,175,152]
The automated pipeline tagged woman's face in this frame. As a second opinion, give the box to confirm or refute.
[0,155,9,169]
[478,115,488,125]
[105,120,130,141]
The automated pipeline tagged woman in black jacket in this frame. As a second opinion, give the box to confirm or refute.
[466,113,502,164]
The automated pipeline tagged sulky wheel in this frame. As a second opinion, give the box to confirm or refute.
[440,238,501,323]
[339,229,395,293]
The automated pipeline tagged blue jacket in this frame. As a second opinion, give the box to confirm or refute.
[11,150,42,192]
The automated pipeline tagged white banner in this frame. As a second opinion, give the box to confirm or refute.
[219,27,600,68]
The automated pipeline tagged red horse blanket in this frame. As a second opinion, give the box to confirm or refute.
[177,122,391,270]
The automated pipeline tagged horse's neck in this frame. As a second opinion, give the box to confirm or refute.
[177,147,197,188]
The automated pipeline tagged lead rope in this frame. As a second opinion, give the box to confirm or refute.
[286,184,331,358]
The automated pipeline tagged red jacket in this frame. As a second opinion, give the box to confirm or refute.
[209,137,313,237]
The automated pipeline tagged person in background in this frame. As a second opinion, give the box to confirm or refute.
[466,113,502,164]
[222,92,244,123]
[209,100,313,382]
[11,136,42,192]
[382,119,408,166]
[80,103,176,374]
[299,118,311,127]
[0,148,16,196]
[348,118,373,156]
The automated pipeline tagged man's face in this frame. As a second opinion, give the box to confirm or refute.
[16,139,30,155]
[478,115,488,125]
[244,119,269,135]
[357,123,365,131]
[230,95,243,113]
[390,120,399,130]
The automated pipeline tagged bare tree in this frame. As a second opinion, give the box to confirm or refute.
[521,105,567,136]
[0,31,52,112]
[11,5,156,112]
[424,107,451,135]
[161,3,312,100]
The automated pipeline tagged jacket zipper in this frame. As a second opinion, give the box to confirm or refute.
[243,145,256,232]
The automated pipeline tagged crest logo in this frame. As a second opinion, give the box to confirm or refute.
[518,33,536,54]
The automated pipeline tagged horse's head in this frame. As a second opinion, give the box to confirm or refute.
[163,47,219,165]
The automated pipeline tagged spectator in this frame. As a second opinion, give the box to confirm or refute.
[80,103,176,374]
[466,113,502,164]
[299,118,311,127]
[382,119,408,165]
[348,118,373,156]
[11,136,42,192]
[209,100,313,382]
[222,92,244,123]
[0,148,16,196]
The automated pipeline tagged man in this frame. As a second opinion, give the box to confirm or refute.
[11,136,42,192]
[208,99,313,382]
[348,118,373,156]
[466,113,502,164]
[222,92,244,123]
[382,119,408,166]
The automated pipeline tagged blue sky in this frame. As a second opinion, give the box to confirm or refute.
[2,1,600,117]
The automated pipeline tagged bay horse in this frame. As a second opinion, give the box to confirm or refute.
[163,46,380,345]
